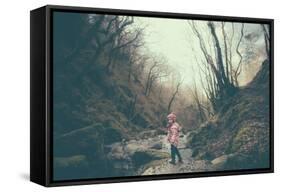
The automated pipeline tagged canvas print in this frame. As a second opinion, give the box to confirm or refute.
[52,11,271,181]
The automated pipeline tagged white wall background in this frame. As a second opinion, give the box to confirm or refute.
[0,0,279,191]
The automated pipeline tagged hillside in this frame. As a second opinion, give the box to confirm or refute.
[187,59,270,170]
[52,14,168,180]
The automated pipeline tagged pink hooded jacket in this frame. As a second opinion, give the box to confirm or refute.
[167,113,180,146]
[167,122,180,146]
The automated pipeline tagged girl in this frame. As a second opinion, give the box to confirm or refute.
[167,112,183,165]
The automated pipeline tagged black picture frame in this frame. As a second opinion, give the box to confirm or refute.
[30,4,274,187]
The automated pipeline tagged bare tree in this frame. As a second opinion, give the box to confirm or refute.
[261,24,270,59]
[144,57,171,96]
[188,21,245,112]
[191,86,205,122]
[127,93,139,125]
[233,23,245,86]
[126,41,146,82]
[167,76,183,113]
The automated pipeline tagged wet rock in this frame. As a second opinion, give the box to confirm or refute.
[150,142,162,150]
[211,155,228,169]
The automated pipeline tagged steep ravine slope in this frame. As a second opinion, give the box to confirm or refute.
[187,60,270,170]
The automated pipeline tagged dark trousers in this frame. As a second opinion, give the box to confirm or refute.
[170,144,182,162]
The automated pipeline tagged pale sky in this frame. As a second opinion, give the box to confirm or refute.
[133,17,194,85]
[130,16,267,90]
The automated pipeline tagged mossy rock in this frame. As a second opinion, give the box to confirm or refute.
[54,123,107,157]
[139,159,167,175]
[54,155,88,168]
[131,149,169,169]
[230,125,256,153]
[193,149,214,161]
[145,149,170,159]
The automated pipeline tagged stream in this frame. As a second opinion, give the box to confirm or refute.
[105,132,213,176]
